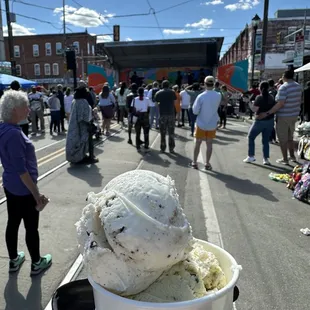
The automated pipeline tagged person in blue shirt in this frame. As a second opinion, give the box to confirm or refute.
[0,89,52,275]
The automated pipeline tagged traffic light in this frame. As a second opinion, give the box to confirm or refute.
[276,31,282,45]
[113,25,120,42]
[66,50,76,70]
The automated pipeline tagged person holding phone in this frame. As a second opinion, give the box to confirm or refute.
[0,89,52,275]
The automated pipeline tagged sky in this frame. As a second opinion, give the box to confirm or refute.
[1,0,309,56]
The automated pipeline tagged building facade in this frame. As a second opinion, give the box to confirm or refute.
[219,9,310,83]
[4,31,97,86]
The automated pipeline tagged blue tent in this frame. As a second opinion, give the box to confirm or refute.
[0,74,38,90]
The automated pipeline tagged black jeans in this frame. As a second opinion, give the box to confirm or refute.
[4,188,40,263]
[219,106,227,127]
[50,111,61,133]
[135,113,150,148]
[181,109,190,125]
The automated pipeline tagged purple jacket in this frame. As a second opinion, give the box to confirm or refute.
[0,123,38,196]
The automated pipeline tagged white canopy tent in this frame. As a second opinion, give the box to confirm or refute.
[294,62,310,73]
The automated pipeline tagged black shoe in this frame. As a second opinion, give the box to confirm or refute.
[128,139,133,145]
[170,150,176,154]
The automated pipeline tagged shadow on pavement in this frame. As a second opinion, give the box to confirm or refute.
[67,159,103,187]
[216,135,239,143]
[142,150,171,168]
[4,273,42,310]
[251,162,293,174]
[30,133,47,141]
[175,133,192,142]
[207,171,279,202]
[166,152,191,168]
[224,128,248,137]
[213,140,230,146]
[107,135,125,142]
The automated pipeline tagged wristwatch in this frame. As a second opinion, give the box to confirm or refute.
[266,111,270,115]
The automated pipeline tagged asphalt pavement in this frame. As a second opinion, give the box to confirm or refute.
[0,117,309,310]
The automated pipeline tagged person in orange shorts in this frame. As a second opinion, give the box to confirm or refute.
[173,85,182,127]
[189,76,222,170]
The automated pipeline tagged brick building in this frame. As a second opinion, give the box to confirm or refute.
[4,31,97,87]
[219,9,310,83]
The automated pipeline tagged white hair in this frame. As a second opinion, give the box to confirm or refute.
[0,89,29,122]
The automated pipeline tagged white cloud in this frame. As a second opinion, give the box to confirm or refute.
[54,5,113,28]
[3,23,36,36]
[225,0,259,11]
[125,37,133,41]
[220,28,224,31]
[96,35,113,43]
[163,29,191,35]
[185,18,213,29]
[201,0,224,5]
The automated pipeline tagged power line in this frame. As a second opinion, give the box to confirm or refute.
[156,0,197,14]
[145,0,164,39]
[0,8,62,30]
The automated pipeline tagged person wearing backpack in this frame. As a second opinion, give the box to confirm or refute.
[147,81,160,129]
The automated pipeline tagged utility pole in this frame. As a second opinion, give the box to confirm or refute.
[260,0,269,80]
[5,0,16,75]
[0,1,6,61]
[63,0,67,84]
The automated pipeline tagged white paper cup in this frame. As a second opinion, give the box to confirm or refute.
[88,239,240,310]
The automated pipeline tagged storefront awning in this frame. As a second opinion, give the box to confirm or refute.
[97,37,224,69]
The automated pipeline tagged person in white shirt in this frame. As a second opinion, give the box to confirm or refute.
[131,87,150,151]
[28,86,44,135]
[190,76,221,171]
[64,87,73,121]
[48,91,61,135]
[180,87,191,126]
[148,81,160,129]
[115,82,130,126]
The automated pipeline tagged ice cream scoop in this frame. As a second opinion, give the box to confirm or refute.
[129,240,226,303]
[76,170,193,296]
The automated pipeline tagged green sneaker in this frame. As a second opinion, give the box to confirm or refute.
[9,251,25,273]
[31,254,52,276]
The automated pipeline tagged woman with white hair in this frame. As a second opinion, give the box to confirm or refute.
[0,90,52,275]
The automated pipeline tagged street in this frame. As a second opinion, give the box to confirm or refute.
[1,118,310,310]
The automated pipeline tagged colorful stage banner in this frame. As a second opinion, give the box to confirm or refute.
[217,60,249,92]
[119,67,212,86]
[87,64,115,93]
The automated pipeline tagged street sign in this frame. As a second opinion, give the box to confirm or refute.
[294,30,304,68]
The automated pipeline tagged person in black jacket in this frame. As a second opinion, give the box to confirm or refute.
[126,83,138,144]
[56,84,65,132]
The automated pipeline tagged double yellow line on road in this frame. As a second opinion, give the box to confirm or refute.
[0,123,119,185]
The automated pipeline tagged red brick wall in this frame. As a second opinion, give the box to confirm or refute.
[4,32,96,80]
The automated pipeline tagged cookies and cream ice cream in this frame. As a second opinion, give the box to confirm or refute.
[76,170,227,302]
[76,170,193,296]
[130,242,226,302]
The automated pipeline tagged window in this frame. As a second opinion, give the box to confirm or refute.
[53,63,59,76]
[34,64,40,76]
[16,65,21,76]
[44,63,51,75]
[285,50,295,59]
[92,45,95,55]
[73,41,80,54]
[14,45,20,57]
[305,26,310,42]
[33,44,39,57]
[56,42,63,55]
[287,27,297,42]
[87,42,90,55]
[45,42,51,56]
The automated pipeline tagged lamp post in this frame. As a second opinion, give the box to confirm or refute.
[250,14,261,87]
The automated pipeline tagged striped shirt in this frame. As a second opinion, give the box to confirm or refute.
[276,81,302,117]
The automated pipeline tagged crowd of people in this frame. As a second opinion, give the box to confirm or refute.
[0,67,307,275]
